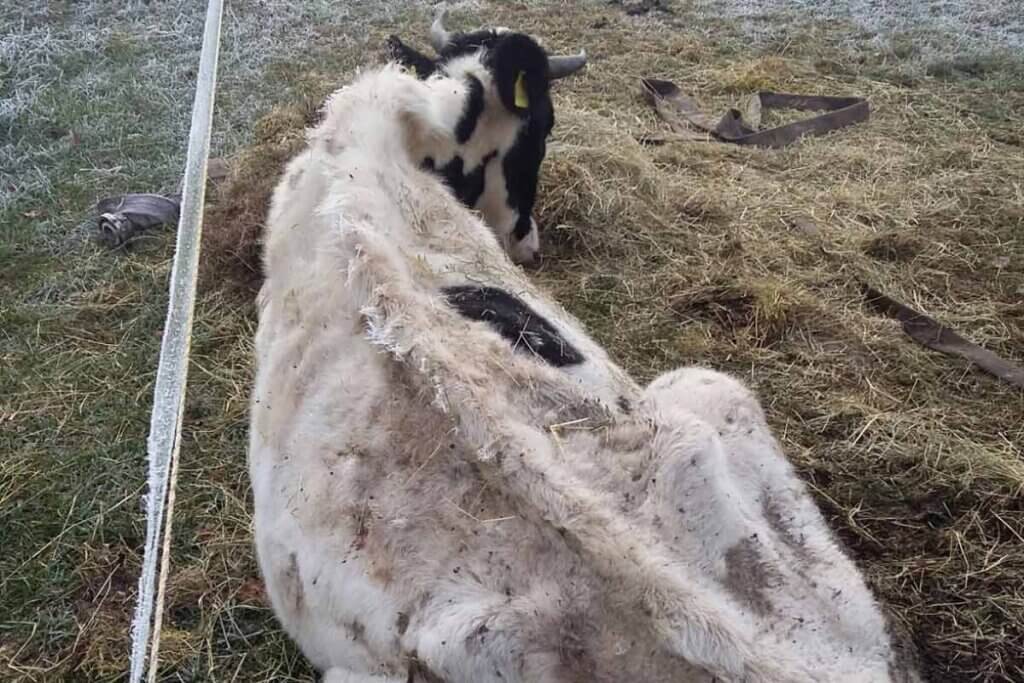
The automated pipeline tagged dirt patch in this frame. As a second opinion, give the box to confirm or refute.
[670,279,809,348]
[200,101,316,297]
[863,232,925,262]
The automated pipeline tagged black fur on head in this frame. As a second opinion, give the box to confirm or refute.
[486,33,552,118]
[385,18,585,265]
[385,34,437,79]
[386,29,555,119]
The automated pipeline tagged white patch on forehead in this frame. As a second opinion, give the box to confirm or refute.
[438,53,490,83]
[427,54,522,165]
[420,51,539,262]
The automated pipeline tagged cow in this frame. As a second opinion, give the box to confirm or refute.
[249,61,922,683]
[385,10,587,265]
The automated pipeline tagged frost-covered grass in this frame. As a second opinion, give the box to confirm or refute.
[1,0,1022,681]
[0,0,427,219]
[696,0,1024,57]
[1,2,425,679]
[689,0,1024,92]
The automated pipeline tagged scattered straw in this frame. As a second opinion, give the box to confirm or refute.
[201,5,1023,679]
[4,1,1022,680]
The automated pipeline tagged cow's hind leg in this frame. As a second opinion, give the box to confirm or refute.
[643,367,767,437]
[642,366,795,495]
[643,367,834,540]
[642,366,831,550]
[642,367,894,662]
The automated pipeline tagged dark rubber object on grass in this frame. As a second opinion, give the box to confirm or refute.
[95,193,181,249]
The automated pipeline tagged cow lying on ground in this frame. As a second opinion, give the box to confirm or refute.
[249,62,920,683]
[385,10,586,265]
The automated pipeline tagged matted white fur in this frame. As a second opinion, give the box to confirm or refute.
[250,64,920,682]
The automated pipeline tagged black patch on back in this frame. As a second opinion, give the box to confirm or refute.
[454,75,485,144]
[442,285,585,367]
[422,151,497,210]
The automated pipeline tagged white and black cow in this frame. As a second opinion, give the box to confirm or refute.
[249,60,922,683]
[385,11,586,265]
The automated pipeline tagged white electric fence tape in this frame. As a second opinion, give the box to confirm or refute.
[128,1,224,680]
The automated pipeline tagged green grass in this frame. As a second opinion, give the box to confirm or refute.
[0,2,415,679]
[2,0,1024,681]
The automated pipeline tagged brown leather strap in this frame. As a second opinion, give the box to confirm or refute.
[642,78,870,148]
[863,285,1024,390]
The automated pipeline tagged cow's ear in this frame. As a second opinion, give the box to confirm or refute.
[386,35,437,79]
[487,34,549,115]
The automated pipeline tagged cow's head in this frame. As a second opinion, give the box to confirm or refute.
[387,11,586,265]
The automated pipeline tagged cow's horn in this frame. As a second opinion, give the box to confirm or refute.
[548,50,588,80]
[430,8,452,52]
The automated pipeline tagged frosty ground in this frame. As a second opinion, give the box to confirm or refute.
[2,1,1022,681]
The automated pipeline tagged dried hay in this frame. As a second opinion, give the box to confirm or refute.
[200,3,1024,680]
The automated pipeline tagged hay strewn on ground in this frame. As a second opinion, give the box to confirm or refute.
[3,1,1022,681]
[537,10,1024,679]
[203,5,1024,681]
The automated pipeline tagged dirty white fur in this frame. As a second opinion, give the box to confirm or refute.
[250,64,919,682]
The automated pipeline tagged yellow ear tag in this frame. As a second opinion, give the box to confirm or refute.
[514,71,529,109]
